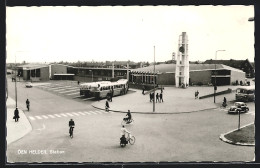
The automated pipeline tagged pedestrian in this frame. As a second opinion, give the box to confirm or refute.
[156,93,159,103]
[223,97,227,104]
[105,100,110,112]
[142,86,145,95]
[78,81,80,85]
[160,92,163,102]
[13,108,19,122]
[195,91,197,99]
[161,86,163,93]
[149,93,152,102]
[110,88,114,102]
[196,90,199,99]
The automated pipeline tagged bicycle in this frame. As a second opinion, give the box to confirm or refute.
[120,132,135,147]
[121,118,134,126]
[69,126,74,138]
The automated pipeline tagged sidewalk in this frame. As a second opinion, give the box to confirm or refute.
[92,85,242,114]
[6,97,32,145]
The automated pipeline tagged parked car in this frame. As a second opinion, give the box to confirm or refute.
[228,102,249,114]
[25,82,33,88]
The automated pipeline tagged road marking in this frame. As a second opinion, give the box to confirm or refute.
[42,115,49,119]
[29,116,35,120]
[60,113,68,117]
[66,113,74,116]
[59,89,79,93]
[89,111,97,115]
[67,92,79,96]
[83,111,92,115]
[72,112,80,116]
[78,112,86,115]
[35,116,42,120]
[54,114,62,117]
[95,111,104,114]
[47,115,55,118]
[36,124,46,131]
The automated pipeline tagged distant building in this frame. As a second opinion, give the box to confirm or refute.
[204,59,254,78]
[130,63,245,86]
[16,64,49,81]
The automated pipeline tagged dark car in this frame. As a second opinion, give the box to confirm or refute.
[228,102,249,114]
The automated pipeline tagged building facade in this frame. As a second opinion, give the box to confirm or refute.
[130,64,245,86]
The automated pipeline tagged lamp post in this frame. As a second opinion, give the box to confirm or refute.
[14,52,18,108]
[153,46,155,112]
[214,50,225,103]
[89,70,93,82]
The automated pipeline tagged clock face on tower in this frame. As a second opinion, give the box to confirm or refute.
[179,46,185,53]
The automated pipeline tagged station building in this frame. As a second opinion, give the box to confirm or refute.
[16,64,49,81]
[130,63,246,86]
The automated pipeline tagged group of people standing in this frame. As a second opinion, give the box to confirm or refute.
[149,91,163,103]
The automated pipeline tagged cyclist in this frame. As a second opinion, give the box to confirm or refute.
[120,125,130,144]
[69,119,75,137]
[124,110,132,123]
[26,99,30,111]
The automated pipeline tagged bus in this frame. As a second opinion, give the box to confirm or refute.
[91,79,129,99]
[235,86,255,102]
[80,81,111,97]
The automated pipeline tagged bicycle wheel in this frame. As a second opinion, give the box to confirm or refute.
[129,136,135,145]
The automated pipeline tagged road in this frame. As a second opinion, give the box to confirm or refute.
[6,78,255,162]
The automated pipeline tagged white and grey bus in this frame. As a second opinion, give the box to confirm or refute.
[91,79,129,99]
[235,86,255,102]
[80,81,111,97]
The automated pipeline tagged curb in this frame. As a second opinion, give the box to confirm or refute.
[91,104,218,114]
[219,122,255,146]
[6,98,33,145]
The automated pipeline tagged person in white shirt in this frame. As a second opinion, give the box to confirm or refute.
[120,125,131,143]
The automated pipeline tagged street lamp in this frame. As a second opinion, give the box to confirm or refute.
[89,70,93,82]
[14,52,18,108]
[153,46,155,112]
[214,50,226,103]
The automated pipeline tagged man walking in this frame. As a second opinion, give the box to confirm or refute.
[14,108,19,122]
[156,93,159,103]
[142,86,145,95]
[160,92,163,102]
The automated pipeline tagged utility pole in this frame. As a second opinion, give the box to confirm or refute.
[153,46,155,112]
[15,53,17,108]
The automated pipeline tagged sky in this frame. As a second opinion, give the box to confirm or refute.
[6,5,254,63]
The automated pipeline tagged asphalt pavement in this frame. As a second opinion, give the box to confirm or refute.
[92,85,247,114]
[6,78,255,162]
